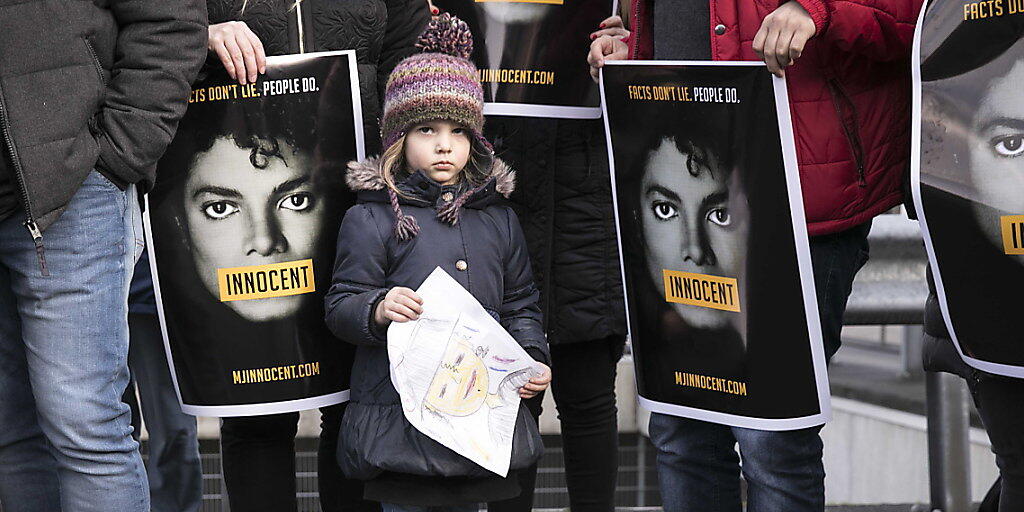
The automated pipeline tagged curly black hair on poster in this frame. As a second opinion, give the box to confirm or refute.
[602,62,830,429]
[147,51,364,416]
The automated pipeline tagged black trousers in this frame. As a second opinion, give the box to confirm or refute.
[220,403,379,512]
[487,393,544,512]
[551,337,625,512]
[968,375,1024,511]
[488,337,622,512]
[549,337,623,512]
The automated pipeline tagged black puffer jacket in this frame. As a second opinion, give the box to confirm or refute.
[324,156,547,481]
[0,0,207,232]
[485,116,627,345]
[206,0,429,152]
[922,267,974,379]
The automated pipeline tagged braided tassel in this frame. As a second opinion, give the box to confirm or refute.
[436,182,490,226]
[388,188,420,241]
[475,133,495,155]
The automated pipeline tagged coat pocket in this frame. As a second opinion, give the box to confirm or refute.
[826,78,866,187]
[82,37,108,87]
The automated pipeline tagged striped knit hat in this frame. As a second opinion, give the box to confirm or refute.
[380,13,488,151]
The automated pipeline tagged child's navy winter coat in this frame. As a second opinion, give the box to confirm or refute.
[324,155,549,488]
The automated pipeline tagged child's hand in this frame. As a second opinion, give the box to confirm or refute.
[519,363,551,399]
[374,287,423,326]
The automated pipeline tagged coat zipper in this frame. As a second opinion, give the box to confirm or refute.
[827,78,867,187]
[628,0,642,59]
[83,39,108,86]
[294,0,306,54]
[0,91,49,276]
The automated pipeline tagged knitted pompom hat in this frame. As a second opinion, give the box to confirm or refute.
[380,13,488,151]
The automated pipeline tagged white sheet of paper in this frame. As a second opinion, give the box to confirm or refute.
[387,267,541,476]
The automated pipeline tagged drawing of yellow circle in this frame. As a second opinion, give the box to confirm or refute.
[425,340,490,416]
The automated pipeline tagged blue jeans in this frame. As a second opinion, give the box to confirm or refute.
[0,171,149,511]
[650,415,825,512]
[129,311,202,512]
[650,221,871,512]
[381,504,478,512]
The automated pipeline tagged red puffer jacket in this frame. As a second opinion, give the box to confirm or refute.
[625,0,922,236]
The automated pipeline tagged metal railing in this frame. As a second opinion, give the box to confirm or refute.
[845,214,971,512]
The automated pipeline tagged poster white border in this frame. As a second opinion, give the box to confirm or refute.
[483,103,602,119]
[599,60,832,430]
[146,50,366,417]
[908,4,1024,379]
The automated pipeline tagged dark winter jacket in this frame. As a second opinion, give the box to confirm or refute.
[922,271,1022,384]
[206,0,429,153]
[0,0,207,233]
[625,0,923,236]
[922,267,974,379]
[486,116,627,346]
[324,156,547,483]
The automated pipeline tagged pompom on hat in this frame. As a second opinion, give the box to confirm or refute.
[380,13,489,152]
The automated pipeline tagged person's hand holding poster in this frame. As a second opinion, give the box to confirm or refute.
[912,0,1024,377]
[146,51,364,416]
[433,0,614,118]
[600,62,831,430]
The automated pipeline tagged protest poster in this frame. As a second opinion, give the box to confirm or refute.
[433,0,614,118]
[146,51,364,416]
[912,1,1024,377]
[600,62,831,430]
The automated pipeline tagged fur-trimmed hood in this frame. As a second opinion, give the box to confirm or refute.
[344,155,517,241]
[345,155,515,198]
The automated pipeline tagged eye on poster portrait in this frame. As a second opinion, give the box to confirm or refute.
[600,61,831,430]
[911,0,1024,378]
[145,51,365,416]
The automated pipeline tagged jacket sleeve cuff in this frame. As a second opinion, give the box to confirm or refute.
[525,347,550,367]
[365,289,389,343]
[92,118,142,187]
[794,0,830,36]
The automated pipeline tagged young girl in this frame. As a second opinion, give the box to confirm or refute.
[324,14,552,511]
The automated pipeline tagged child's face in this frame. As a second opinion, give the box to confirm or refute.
[404,120,471,186]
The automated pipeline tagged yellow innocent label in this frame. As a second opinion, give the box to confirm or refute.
[662,270,741,312]
[1001,215,1024,255]
[475,0,563,4]
[217,259,315,302]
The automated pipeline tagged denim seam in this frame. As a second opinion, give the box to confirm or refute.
[131,188,144,263]
[121,189,149,508]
